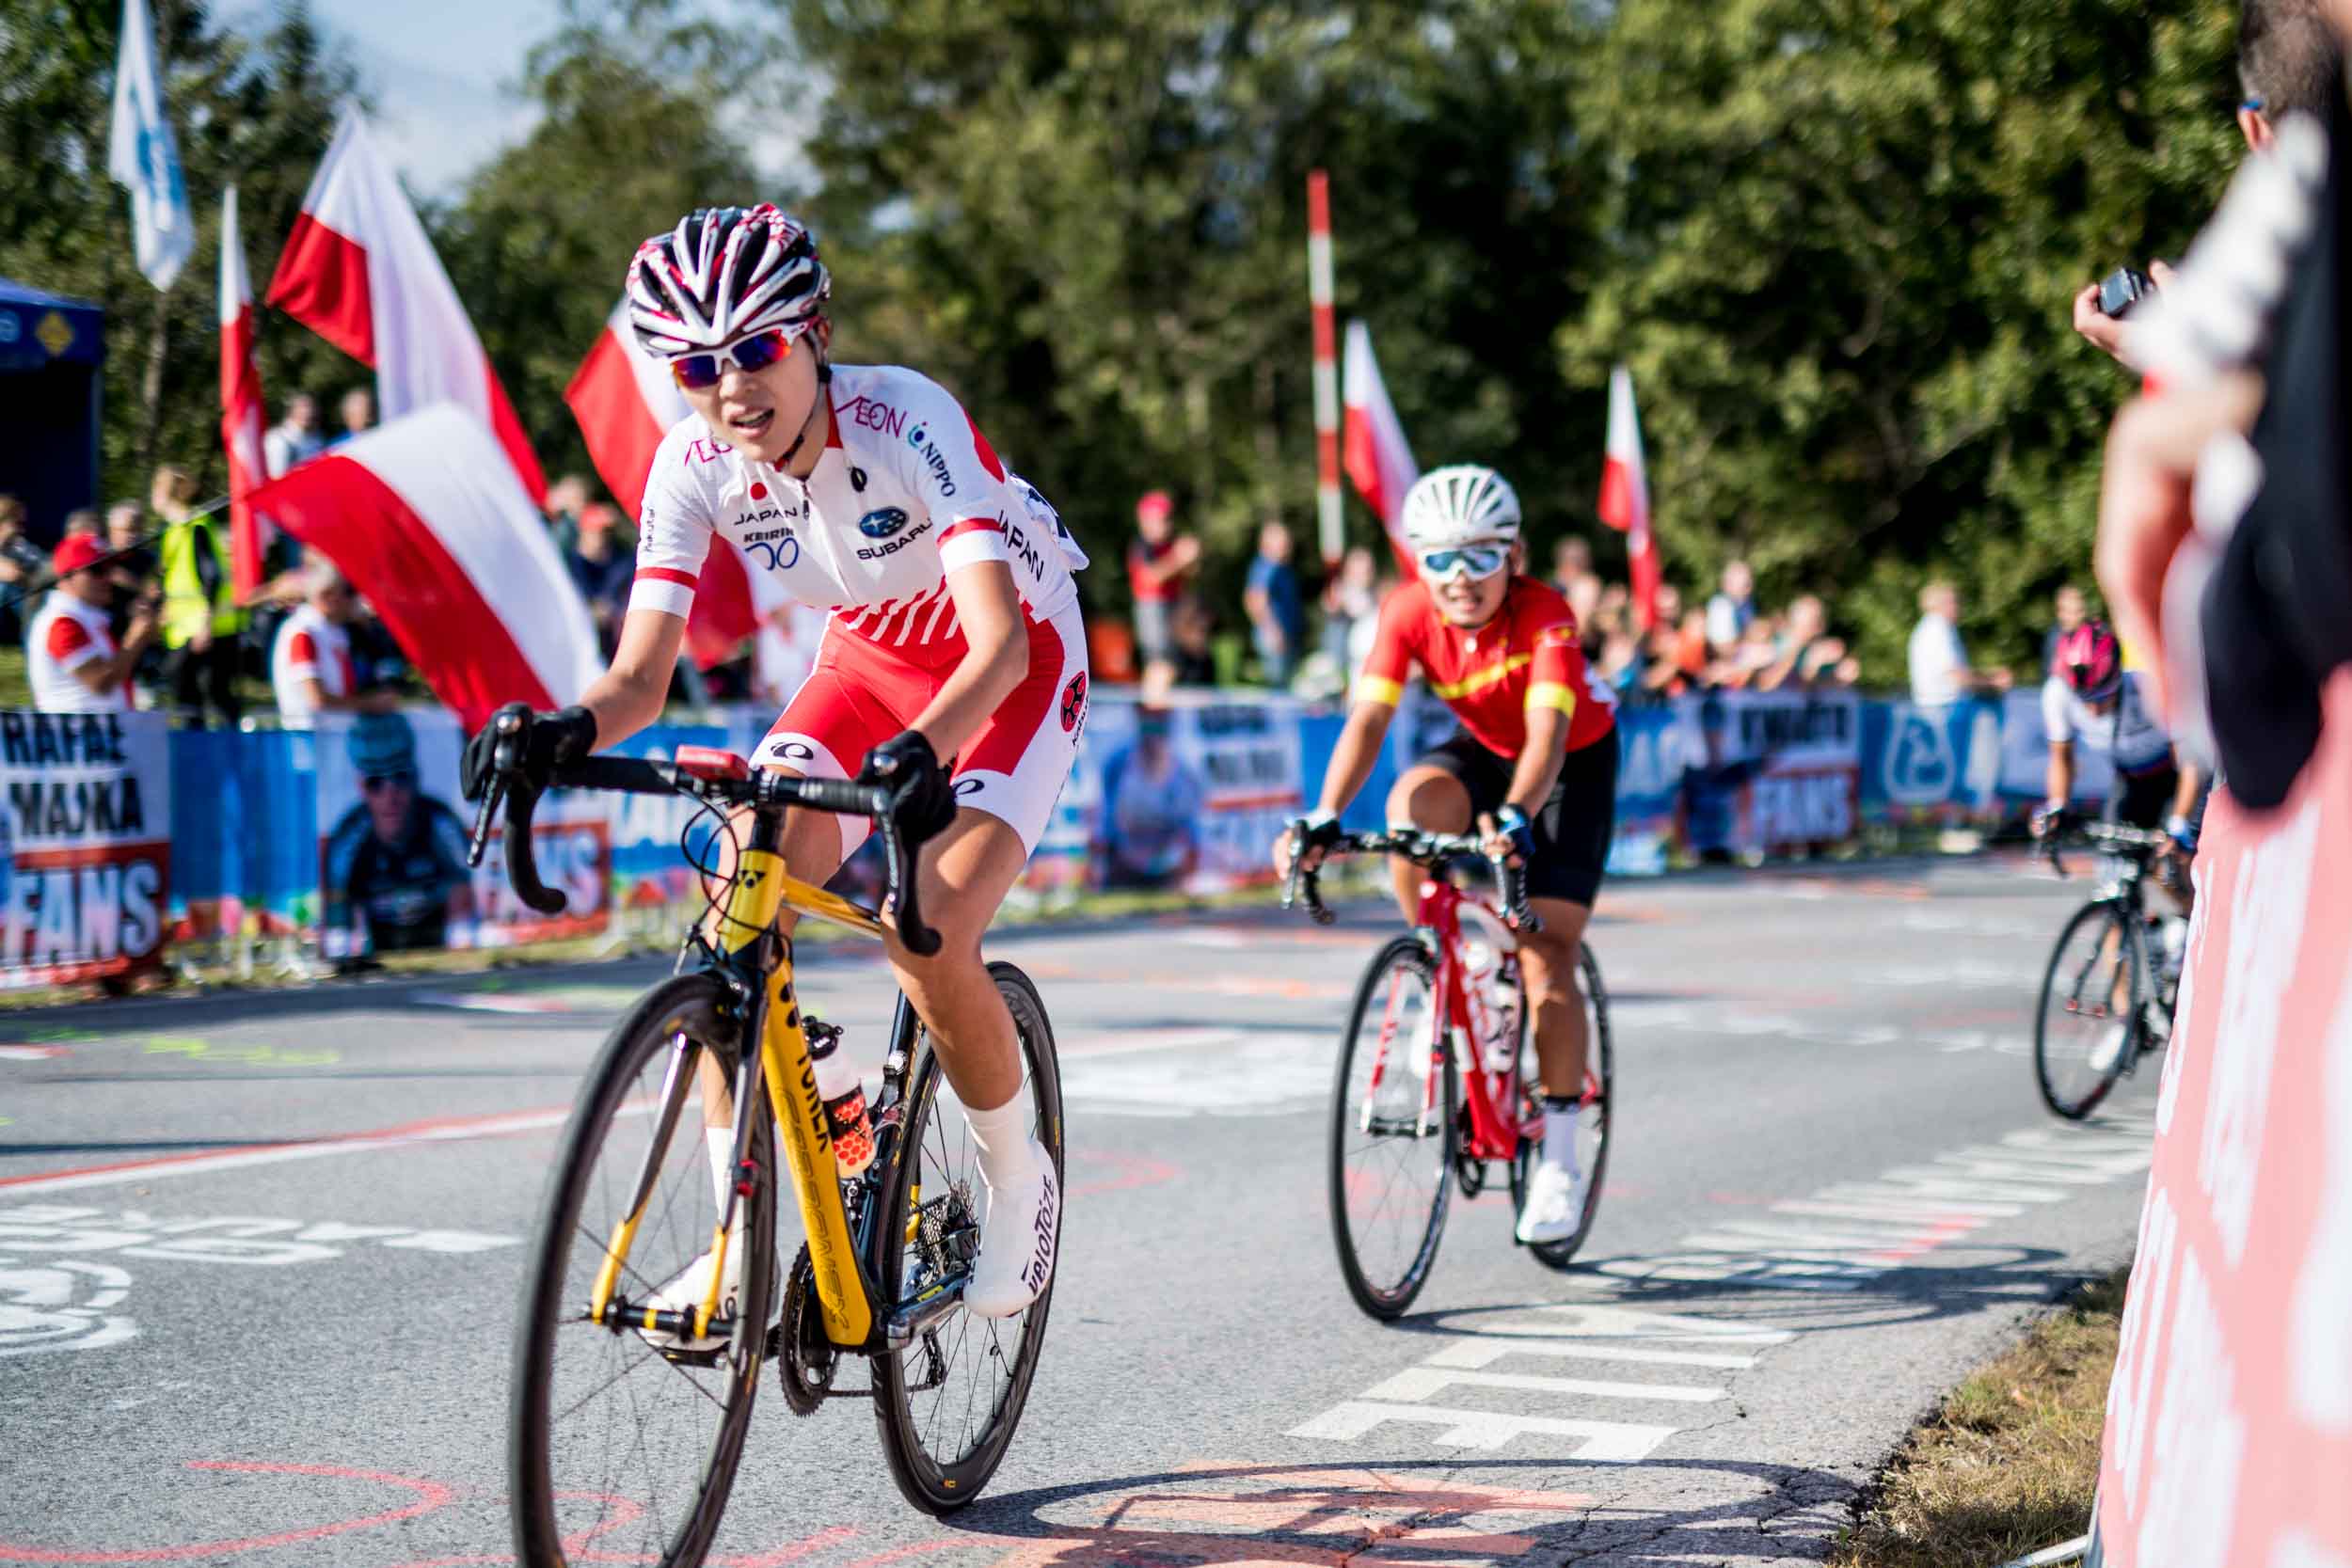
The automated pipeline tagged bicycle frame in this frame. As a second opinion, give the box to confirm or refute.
[1404,874,1535,1164]
[585,803,915,1352]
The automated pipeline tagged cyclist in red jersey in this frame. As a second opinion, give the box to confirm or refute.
[1276,465,1619,1242]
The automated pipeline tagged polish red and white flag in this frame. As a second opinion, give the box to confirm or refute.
[217,185,269,597]
[247,404,599,730]
[266,108,548,505]
[1342,320,1422,576]
[1597,365,1662,631]
[563,298,773,670]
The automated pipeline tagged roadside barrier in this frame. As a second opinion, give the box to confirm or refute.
[0,685,2096,986]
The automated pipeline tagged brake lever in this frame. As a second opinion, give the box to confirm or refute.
[873,774,943,958]
[464,709,530,870]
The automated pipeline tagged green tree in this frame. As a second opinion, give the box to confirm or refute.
[432,0,769,491]
[1558,0,2240,678]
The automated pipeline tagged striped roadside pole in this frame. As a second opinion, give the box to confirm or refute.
[1308,169,1342,570]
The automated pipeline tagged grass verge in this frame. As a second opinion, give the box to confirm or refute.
[1830,1266,2127,1568]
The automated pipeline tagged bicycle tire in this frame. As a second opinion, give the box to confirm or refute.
[870,960,1064,1514]
[1520,942,1613,1270]
[511,973,776,1568]
[1328,934,1457,1321]
[2034,899,2141,1121]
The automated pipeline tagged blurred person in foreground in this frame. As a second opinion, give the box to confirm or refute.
[1278,465,1619,1243]
[1907,581,2012,705]
[1126,489,1199,667]
[151,466,245,728]
[2074,0,2340,364]
[324,710,475,963]
[271,563,399,730]
[1244,519,1306,685]
[27,536,158,714]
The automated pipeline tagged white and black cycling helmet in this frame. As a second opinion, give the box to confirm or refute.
[625,204,831,359]
[1400,464,1522,549]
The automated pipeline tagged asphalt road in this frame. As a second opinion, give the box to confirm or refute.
[0,855,2157,1566]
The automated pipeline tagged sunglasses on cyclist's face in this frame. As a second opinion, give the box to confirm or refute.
[1418,544,1510,582]
[361,770,416,794]
[668,328,799,392]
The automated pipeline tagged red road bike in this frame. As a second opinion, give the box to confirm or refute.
[1287,830,1613,1319]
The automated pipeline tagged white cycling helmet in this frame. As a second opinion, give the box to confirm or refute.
[1400,464,1522,549]
[625,204,831,358]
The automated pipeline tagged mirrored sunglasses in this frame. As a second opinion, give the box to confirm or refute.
[669,327,797,391]
[1418,544,1509,581]
[361,770,417,793]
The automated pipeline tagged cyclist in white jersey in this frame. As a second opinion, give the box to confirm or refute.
[463,205,1084,1329]
[2031,620,2205,860]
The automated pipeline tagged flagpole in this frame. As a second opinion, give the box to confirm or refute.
[1307,170,1342,571]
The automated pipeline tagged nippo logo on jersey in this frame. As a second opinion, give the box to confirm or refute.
[905,423,959,498]
[858,507,911,540]
[1061,671,1089,735]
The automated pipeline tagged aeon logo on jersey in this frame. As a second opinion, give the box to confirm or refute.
[843,397,906,440]
[857,507,911,540]
[905,425,959,498]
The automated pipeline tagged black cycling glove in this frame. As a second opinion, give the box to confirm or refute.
[1293,809,1343,856]
[460,703,598,801]
[860,729,958,844]
[1495,804,1536,863]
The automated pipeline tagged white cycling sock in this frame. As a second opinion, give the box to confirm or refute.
[964,1093,1039,1189]
[1542,1101,1582,1175]
[706,1127,733,1213]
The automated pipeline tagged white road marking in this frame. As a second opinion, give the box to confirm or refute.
[1361,1366,1726,1404]
[1424,1338,1760,1371]
[1287,1402,1676,1459]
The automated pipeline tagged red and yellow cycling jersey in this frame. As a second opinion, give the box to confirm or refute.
[1356,577,1616,757]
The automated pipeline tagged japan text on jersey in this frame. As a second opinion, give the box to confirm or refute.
[629,364,1086,658]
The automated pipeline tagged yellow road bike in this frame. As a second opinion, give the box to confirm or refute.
[467,717,1063,1563]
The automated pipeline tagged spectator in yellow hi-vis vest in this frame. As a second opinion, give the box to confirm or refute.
[152,465,245,728]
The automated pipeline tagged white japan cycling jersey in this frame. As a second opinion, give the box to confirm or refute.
[629,364,1086,663]
[2042,671,2174,776]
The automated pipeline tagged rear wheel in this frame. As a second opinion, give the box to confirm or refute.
[1515,942,1613,1269]
[511,974,775,1568]
[1329,934,1457,1320]
[870,961,1063,1513]
[2035,899,2141,1120]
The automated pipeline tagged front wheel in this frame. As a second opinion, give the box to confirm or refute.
[870,961,1063,1513]
[511,974,776,1568]
[2035,899,2142,1120]
[1329,934,1457,1320]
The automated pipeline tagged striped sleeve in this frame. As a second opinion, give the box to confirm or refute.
[628,430,715,619]
[937,515,1011,577]
[283,629,321,681]
[1354,585,1419,708]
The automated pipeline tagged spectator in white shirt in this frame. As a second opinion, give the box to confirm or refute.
[1907,580,2013,705]
[1704,560,1755,655]
[29,535,159,713]
[271,563,395,729]
[262,392,325,479]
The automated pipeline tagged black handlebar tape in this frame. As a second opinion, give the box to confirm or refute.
[555,755,676,795]
[502,783,568,914]
[788,776,890,816]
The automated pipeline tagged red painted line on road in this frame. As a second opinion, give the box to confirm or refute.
[1067,1149,1183,1198]
[0,1462,453,1563]
[0,1103,576,1196]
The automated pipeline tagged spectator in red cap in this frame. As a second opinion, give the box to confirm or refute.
[1127,488,1200,671]
[29,534,158,713]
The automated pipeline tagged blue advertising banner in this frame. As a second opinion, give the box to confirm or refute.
[1857,698,2008,824]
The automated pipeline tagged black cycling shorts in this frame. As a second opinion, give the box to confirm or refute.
[1410,725,1618,907]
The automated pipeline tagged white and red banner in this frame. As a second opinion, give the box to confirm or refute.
[247,405,600,731]
[1597,365,1661,631]
[266,108,548,506]
[1342,320,1420,576]
[562,298,771,670]
[217,185,268,598]
[2092,670,2352,1568]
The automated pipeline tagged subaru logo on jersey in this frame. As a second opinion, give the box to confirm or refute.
[858,507,911,540]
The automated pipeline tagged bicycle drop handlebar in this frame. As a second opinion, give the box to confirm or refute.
[1282,825,1539,933]
[2038,816,2175,880]
[463,714,942,957]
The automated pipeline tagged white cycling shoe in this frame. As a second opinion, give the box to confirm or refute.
[638,1231,744,1353]
[1517,1158,1588,1245]
[2089,1022,2130,1075]
[965,1141,1059,1320]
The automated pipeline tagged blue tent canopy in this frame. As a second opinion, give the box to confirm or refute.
[0,276,104,540]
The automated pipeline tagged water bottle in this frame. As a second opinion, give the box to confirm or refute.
[806,1023,876,1179]
[1458,911,1521,1073]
